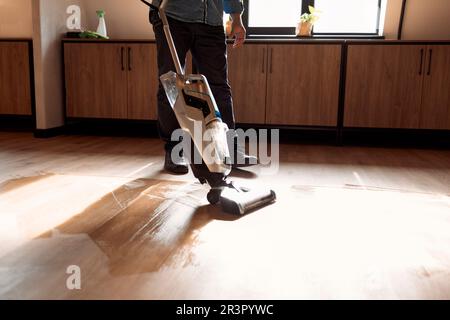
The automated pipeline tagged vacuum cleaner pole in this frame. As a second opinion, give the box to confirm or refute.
[159,0,184,76]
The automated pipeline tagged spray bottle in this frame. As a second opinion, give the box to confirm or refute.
[96,10,107,38]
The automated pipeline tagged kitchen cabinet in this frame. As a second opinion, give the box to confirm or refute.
[64,42,158,120]
[265,44,341,126]
[345,44,450,130]
[126,44,158,120]
[227,43,341,126]
[64,43,128,119]
[0,41,32,116]
[419,45,450,130]
[64,40,449,132]
[227,44,267,124]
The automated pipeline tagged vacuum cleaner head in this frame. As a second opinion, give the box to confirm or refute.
[207,183,277,215]
[221,187,277,215]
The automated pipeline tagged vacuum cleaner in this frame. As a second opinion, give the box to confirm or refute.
[141,0,276,215]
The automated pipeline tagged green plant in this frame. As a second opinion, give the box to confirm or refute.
[79,30,109,40]
[300,6,321,25]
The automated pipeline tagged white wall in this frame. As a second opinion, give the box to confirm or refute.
[379,0,450,40]
[0,0,33,38]
[7,0,445,41]
[78,0,450,40]
[30,0,152,130]
[83,0,154,39]
[402,0,450,40]
[32,0,84,129]
[383,0,403,39]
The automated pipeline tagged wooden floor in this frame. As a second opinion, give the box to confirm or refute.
[0,131,449,300]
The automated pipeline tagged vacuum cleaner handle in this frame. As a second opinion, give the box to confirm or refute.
[159,0,184,76]
[140,0,183,75]
[141,0,184,76]
[140,0,158,10]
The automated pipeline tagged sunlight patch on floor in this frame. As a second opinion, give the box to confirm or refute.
[0,174,137,257]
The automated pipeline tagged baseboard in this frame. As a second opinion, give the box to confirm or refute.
[343,128,450,149]
[34,126,66,138]
[0,115,35,132]
[65,118,159,137]
[235,124,339,145]
[42,118,450,149]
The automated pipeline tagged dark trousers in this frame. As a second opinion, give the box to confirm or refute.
[149,9,235,152]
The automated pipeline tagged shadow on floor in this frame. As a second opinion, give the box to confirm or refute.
[34,177,241,277]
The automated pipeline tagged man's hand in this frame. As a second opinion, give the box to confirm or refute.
[230,13,246,49]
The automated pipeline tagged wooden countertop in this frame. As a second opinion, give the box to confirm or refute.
[0,38,32,42]
[62,37,450,45]
[62,38,156,43]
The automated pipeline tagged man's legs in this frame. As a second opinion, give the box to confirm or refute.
[190,24,235,130]
[150,9,192,173]
[191,23,257,167]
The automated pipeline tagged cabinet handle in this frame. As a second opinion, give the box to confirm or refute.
[269,48,274,74]
[419,49,424,75]
[427,49,433,76]
[262,48,266,73]
[121,47,125,71]
[128,47,132,71]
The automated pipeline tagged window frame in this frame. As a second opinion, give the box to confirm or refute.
[243,0,383,37]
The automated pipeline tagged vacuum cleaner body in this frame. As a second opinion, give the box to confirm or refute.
[160,71,232,176]
[146,0,276,215]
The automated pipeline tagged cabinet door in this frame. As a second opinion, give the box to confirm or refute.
[64,43,127,119]
[0,42,32,115]
[344,45,425,129]
[127,44,158,120]
[420,45,450,130]
[227,44,267,124]
[266,44,341,126]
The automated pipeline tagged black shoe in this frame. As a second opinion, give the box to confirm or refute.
[164,149,189,174]
[232,144,258,168]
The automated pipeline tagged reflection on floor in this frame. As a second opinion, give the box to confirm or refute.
[0,132,449,299]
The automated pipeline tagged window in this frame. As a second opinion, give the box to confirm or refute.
[244,0,306,35]
[243,0,384,36]
[249,0,302,28]
[313,0,382,35]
